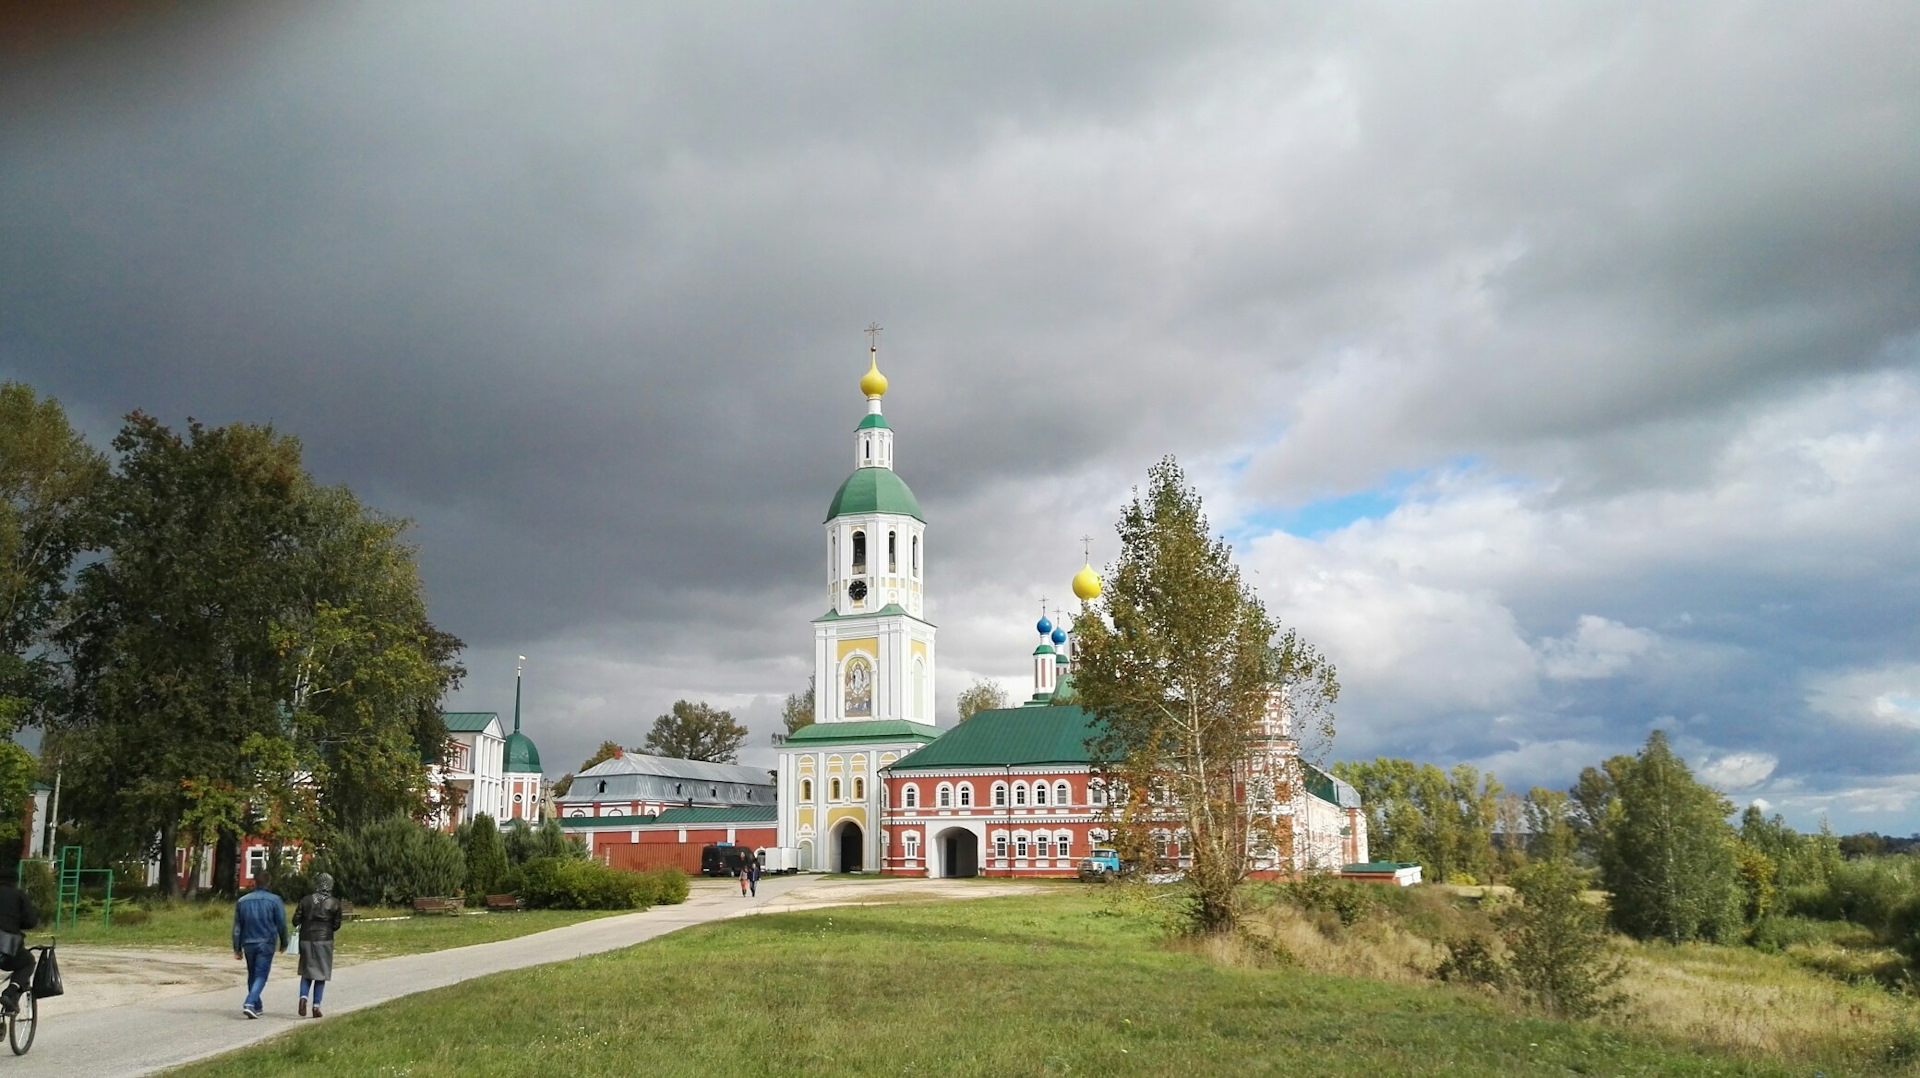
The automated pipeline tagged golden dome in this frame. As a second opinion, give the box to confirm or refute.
[1072,562,1103,601]
[860,353,889,398]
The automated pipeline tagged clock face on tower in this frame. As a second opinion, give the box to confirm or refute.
[847,580,869,602]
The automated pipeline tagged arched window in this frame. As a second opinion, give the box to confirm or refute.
[864,436,872,459]
[830,778,842,801]
[888,531,897,573]
[993,782,1008,807]
[1033,782,1048,807]
[938,784,952,808]
[801,779,813,800]
[904,785,919,809]
[1037,834,1051,858]
[1089,779,1106,806]
[1015,834,1030,859]
[958,783,973,807]
[853,777,865,800]
[597,780,606,795]
[1055,782,1071,806]
[1013,783,1027,806]
[994,834,1008,859]
[851,530,866,574]
[912,536,920,576]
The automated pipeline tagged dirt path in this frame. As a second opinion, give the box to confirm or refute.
[23,874,1041,1076]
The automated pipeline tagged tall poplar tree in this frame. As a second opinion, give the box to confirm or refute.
[1074,457,1336,935]
[1601,730,1742,943]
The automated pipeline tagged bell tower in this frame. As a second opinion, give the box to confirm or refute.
[813,329,936,724]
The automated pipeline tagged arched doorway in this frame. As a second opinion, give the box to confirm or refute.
[836,822,864,873]
[937,827,978,878]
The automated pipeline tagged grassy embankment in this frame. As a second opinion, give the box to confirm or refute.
[45,902,621,958]
[171,886,1920,1078]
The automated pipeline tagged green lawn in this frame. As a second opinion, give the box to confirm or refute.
[169,890,1885,1078]
[47,903,621,958]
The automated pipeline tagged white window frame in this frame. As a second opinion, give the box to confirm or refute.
[1055,781,1071,806]
[958,783,973,807]
[1033,782,1048,807]
[937,783,952,808]
[903,784,919,809]
[1013,783,1027,807]
[992,782,1008,807]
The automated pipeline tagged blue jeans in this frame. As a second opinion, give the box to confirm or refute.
[300,976,325,1005]
[242,942,275,1011]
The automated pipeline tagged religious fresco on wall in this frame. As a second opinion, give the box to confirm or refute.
[844,656,873,717]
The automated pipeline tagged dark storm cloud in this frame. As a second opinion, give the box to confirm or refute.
[3,3,1917,814]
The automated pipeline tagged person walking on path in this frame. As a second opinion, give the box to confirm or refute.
[737,861,749,897]
[747,857,760,897]
[231,882,289,1019]
[0,876,39,1016]
[293,873,343,1018]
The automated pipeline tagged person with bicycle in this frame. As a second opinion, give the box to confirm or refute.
[0,878,36,1016]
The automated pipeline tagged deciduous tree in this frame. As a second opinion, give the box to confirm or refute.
[1601,731,1742,943]
[781,677,815,734]
[1074,457,1337,935]
[956,677,1008,719]
[644,701,747,763]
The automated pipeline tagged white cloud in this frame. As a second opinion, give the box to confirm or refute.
[1537,615,1657,681]
[1807,664,1920,730]
[1698,752,1779,791]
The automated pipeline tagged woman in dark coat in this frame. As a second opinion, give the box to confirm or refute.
[294,872,343,1018]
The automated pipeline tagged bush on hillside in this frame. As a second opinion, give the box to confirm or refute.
[1500,860,1626,1019]
[1280,873,1374,927]
[317,815,466,906]
[639,866,689,905]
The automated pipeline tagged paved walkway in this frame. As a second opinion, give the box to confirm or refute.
[11,873,893,1077]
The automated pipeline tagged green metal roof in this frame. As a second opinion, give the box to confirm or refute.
[784,720,942,745]
[855,413,891,431]
[655,805,777,825]
[825,467,924,522]
[889,706,1101,770]
[504,731,542,773]
[1343,862,1420,873]
[440,711,500,733]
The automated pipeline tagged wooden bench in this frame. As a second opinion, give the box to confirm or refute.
[411,896,465,915]
[484,893,524,911]
[339,900,356,920]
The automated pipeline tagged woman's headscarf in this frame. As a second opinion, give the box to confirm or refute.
[312,872,335,900]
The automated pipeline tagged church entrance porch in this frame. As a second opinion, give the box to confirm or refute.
[936,827,978,878]
[835,821,864,873]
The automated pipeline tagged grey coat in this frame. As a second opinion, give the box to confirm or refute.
[294,874,342,982]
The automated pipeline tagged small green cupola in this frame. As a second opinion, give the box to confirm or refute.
[503,660,543,774]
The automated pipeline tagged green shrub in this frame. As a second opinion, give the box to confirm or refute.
[113,907,151,926]
[1435,934,1506,988]
[1281,873,1374,926]
[511,857,651,910]
[460,815,510,897]
[16,860,54,916]
[316,815,466,906]
[1500,860,1626,1019]
[637,866,689,906]
[1748,914,1857,953]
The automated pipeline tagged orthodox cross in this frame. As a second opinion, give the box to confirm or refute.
[866,322,883,350]
[1080,534,1094,561]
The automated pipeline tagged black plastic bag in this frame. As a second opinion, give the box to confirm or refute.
[30,945,60,999]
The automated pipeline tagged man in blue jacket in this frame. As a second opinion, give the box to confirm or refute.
[231,882,289,1018]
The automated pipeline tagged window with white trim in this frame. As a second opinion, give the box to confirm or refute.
[994,834,1008,859]
[1036,834,1051,858]
[1089,779,1106,806]
[937,783,952,808]
[957,783,973,807]
[903,785,919,809]
[1033,782,1047,806]
[1056,831,1072,858]
[1055,781,1071,806]
[245,846,269,881]
[853,777,865,800]
[904,832,919,859]
[993,782,1008,807]
[830,778,842,801]
[801,779,813,800]
[1015,835,1029,859]
[1013,783,1027,806]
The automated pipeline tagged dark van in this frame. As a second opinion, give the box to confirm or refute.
[700,843,754,877]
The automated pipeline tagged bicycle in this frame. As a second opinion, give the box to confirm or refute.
[4,945,52,1056]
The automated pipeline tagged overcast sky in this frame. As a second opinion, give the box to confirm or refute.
[4,3,1917,831]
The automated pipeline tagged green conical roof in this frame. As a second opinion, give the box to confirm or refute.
[504,731,542,773]
[825,467,924,522]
